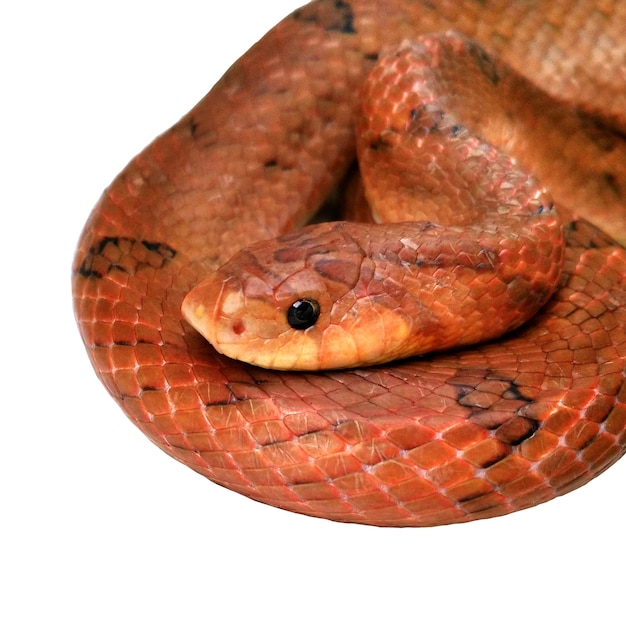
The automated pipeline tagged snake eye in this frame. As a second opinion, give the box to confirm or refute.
[287,298,320,330]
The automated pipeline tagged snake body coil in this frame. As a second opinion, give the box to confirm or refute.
[73,0,626,526]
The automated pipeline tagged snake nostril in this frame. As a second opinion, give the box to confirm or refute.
[232,319,245,336]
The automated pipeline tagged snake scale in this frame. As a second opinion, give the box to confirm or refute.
[72,0,626,526]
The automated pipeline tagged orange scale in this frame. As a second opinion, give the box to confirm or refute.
[407,440,457,470]
[520,429,559,462]
[565,419,601,449]
[386,423,437,450]
[428,458,476,488]
[248,419,294,446]
[113,369,141,397]
[199,450,238,470]
[244,467,285,487]
[387,476,436,502]
[369,392,416,411]
[298,430,346,458]
[168,386,203,411]
[208,466,254,487]
[567,332,593,350]
[328,389,363,406]
[512,372,546,390]
[91,322,114,348]
[305,498,356,516]
[537,448,578,479]
[548,460,591,491]
[500,471,549,499]
[562,388,596,409]
[291,481,342,502]
[547,348,574,363]
[135,324,162,345]
[403,492,457,517]
[442,422,488,449]
[586,298,609,317]
[542,406,579,436]
[137,365,168,391]
[195,382,232,405]
[356,507,414,525]
[347,490,399,511]
[94,297,114,322]
[151,413,186,437]
[581,432,621,467]
[458,491,509,516]
[371,459,418,485]
[236,400,280,426]
[163,363,196,387]
[445,477,494,502]
[134,343,164,366]
[463,438,510,468]
[509,484,556,511]
[484,454,531,485]
[331,471,380,496]
[283,411,334,437]
[212,426,258,453]
[335,419,382,444]
[228,449,273,470]
[605,406,626,436]
[141,389,172,416]
[315,453,364,479]
[281,463,327,485]
[259,440,312,468]
[171,409,212,437]
[252,485,303,507]
[113,299,139,323]
[350,439,401,465]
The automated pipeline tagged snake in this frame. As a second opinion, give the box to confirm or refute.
[72,0,626,527]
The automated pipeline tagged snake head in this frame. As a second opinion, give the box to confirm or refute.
[181,221,417,370]
[182,209,563,371]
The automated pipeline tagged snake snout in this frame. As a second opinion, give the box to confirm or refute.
[181,273,243,349]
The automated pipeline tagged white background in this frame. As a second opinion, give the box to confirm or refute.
[3,1,625,624]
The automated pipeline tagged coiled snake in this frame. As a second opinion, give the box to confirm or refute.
[72,0,626,526]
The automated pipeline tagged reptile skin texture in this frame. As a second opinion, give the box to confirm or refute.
[72,0,626,526]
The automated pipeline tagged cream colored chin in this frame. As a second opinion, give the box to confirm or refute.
[216,331,321,371]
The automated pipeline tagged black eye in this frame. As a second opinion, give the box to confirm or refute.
[287,298,320,330]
